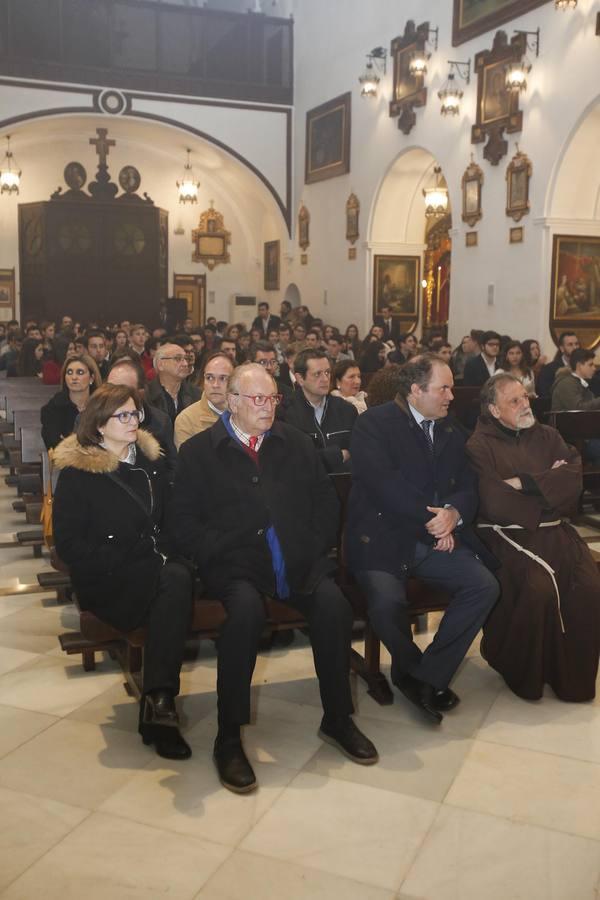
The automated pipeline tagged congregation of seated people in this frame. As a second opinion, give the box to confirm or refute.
[4,301,599,793]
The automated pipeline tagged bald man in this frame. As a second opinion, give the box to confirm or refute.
[145,342,200,424]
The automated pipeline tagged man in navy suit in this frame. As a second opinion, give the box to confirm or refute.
[463,331,501,386]
[347,354,499,722]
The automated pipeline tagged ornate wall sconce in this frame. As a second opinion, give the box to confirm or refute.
[408,25,439,76]
[359,47,387,98]
[438,60,471,116]
[505,28,540,92]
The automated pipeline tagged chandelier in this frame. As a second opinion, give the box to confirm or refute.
[423,166,449,217]
[0,135,21,195]
[176,148,200,204]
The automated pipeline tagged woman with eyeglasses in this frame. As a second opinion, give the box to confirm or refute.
[41,353,102,450]
[52,384,193,760]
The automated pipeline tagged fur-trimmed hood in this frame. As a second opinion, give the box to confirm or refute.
[52,429,162,474]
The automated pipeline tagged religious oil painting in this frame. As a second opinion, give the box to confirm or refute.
[551,236,600,322]
[453,0,550,46]
[373,255,420,319]
[305,92,351,184]
[0,268,15,310]
[264,240,280,291]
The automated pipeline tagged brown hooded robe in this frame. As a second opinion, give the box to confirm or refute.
[466,417,600,701]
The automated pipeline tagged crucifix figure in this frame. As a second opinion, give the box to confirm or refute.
[89,128,115,167]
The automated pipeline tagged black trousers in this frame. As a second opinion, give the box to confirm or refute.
[216,577,354,726]
[356,542,499,690]
[142,562,193,696]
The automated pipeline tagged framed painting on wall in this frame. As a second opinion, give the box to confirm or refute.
[305,92,351,184]
[0,268,15,315]
[551,236,600,323]
[452,0,550,46]
[264,240,280,291]
[373,255,420,319]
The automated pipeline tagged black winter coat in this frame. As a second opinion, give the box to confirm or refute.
[170,418,339,598]
[143,401,177,483]
[52,430,169,631]
[280,389,357,473]
[145,377,200,424]
[41,390,80,450]
[346,399,496,575]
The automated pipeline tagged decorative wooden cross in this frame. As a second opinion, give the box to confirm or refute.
[89,128,115,167]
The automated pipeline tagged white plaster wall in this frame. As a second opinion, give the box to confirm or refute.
[289,0,600,351]
[0,114,288,323]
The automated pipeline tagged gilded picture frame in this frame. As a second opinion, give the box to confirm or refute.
[0,268,15,311]
[452,0,550,47]
[298,205,310,251]
[346,193,360,245]
[462,160,484,227]
[506,148,531,221]
[373,255,420,319]
[305,93,351,185]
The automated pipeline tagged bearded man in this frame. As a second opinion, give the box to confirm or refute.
[466,373,600,702]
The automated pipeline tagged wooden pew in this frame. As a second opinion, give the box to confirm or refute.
[545,409,600,521]
[58,473,452,707]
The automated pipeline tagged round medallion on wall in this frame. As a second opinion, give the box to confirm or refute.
[118,165,141,194]
[64,161,87,191]
[98,89,127,115]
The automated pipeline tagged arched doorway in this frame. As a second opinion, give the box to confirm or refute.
[283,282,301,307]
[369,148,451,340]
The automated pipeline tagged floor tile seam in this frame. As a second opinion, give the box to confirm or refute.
[393,799,445,896]
[471,734,600,768]
[0,806,94,896]
[92,801,257,853]
[442,795,600,843]
[208,843,400,895]
[0,706,61,759]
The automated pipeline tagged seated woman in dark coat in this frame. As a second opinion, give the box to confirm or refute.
[40,353,101,450]
[52,384,193,759]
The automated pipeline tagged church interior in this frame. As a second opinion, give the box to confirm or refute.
[0,0,599,897]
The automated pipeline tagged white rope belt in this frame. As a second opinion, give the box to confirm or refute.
[477,520,565,633]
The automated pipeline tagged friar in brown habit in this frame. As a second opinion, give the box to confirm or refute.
[466,373,600,702]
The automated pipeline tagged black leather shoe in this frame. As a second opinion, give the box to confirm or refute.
[144,690,179,728]
[318,718,379,765]
[213,739,257,794]
[433,687,460,711]
[394,674,443,724]
[141,724,192,760]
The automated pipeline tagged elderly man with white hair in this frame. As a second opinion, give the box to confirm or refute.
[170,362,378,794]
[467,372,600,703]
[145,342,200,424]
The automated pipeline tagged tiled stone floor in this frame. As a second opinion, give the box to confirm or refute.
[0,479,599,898]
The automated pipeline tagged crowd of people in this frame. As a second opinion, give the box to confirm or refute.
[3,303,599,794]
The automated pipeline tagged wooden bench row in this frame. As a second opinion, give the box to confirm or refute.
[58,473,452,707]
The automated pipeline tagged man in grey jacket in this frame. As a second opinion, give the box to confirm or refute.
[551,348,600,463]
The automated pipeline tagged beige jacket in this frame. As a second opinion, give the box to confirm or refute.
[174,393,220,448]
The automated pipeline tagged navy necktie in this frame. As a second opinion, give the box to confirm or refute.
[420,419,434,456]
